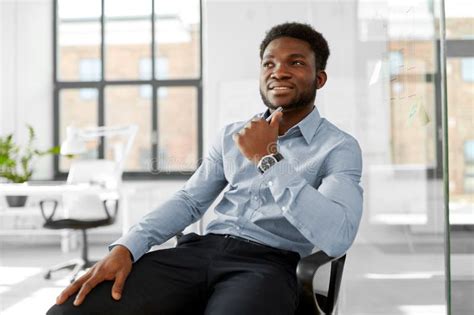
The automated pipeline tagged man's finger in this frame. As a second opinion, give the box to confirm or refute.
[73,276,102,306]
[111,271,128,300]
[56,272,91,304]
[269,111,283,128]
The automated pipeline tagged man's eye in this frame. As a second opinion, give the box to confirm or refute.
[293,60,305,66]
[263,62,274,68]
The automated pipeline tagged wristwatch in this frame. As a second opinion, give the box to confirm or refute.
[257,152,284,174]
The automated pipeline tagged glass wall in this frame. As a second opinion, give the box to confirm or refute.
[337,1,448,314]
[445,1,474,314]
[330,1,473,314]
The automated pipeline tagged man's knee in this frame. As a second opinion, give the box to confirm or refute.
[45,281,117,315]
[46,301,84,315]
[46,296,124,315]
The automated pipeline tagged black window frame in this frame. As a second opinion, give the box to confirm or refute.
[52,0,203,180]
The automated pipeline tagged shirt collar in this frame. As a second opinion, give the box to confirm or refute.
[297,106,321,144]
[262,106,322,145]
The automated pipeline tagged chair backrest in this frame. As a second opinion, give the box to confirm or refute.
[63,159,120,220]
[295,252,346,315]
[313,259,331,295]
[67,159,120,187]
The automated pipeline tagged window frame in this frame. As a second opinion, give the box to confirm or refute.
[53,0,203,180]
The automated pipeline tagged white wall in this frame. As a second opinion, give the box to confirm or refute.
[0,0,54,179]
[0,3,3,127]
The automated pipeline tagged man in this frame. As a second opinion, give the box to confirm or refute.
[48,22,363,315]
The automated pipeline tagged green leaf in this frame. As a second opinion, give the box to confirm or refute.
[0,125,60,183]
[27,125,36,142]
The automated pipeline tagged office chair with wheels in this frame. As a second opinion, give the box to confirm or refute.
[40,160,120,282]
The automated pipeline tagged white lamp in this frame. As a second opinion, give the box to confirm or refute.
[60,127,87,155]
[60,125,138,174]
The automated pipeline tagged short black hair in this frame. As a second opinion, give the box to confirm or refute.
[259,22,330,71]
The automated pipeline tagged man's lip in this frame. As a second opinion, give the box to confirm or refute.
[268,85,294,90]
[269,87,293,96]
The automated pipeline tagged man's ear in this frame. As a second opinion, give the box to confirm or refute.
[316,70,327,89]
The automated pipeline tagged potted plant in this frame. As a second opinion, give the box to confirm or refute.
[0,125,60,207]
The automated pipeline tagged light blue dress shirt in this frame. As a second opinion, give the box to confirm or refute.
[112,106,363,260]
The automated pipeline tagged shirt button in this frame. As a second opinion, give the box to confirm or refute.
[268,181,273,187]
[253,196,258,200]
[236,226,241,231]
[281,206,286,211]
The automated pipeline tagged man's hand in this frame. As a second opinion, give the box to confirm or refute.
[55,245,133,306]
[233,111,283,163]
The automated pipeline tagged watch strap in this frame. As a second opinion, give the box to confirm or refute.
[272,152,284,162]
[257,152,284,174]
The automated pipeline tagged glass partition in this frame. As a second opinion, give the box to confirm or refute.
[445,1,474,314]
[333,1,448,314]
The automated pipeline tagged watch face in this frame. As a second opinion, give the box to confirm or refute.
[261,156,277,171]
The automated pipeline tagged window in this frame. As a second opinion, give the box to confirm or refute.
[79,58,101,81]
[79,59,100,100]
[461,58,474,82]
[54,0,202,177]
[139,57,169,99]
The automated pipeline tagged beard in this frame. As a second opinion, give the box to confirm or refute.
[259,80,317,111]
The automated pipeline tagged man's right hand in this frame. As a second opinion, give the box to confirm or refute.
[55,245,133,306]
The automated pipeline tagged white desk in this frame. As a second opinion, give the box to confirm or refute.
[0,182,114,196]
[0,182,123,251]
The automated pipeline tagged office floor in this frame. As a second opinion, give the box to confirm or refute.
[0,238,472,315]
[0,242,109,315]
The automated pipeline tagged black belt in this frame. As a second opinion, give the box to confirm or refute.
[220,234,269,248]
[209,233,300,259]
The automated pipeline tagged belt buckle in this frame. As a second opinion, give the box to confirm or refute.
[225,234,240,241]
[226,234,251,244]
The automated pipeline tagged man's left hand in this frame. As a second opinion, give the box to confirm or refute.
[233,111,283,164]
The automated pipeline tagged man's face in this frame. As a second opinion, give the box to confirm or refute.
[259,36,319,111]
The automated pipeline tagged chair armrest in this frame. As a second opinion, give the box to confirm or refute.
[296,251,346,314]
[39,199,59,222]
[102,199,119,221]
[297,251,335,287]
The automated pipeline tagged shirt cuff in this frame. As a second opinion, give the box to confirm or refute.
[109,232,150,263]
[261,159,300,196]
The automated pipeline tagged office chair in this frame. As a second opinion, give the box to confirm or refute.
[295,251,346,315]
[40,160,120,282]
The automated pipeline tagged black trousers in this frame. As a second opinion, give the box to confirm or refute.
[47,233,301,315]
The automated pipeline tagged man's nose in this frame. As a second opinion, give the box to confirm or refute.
[271,64,291,79]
